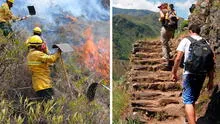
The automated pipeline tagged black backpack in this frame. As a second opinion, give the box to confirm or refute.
[184,36,214,73]
[162,11,178,30]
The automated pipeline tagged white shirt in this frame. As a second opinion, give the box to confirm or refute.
[176,35,203,74]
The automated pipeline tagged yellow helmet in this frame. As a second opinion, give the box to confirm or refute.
[27,35,43,47]
[7,0,14,4]
[33,27,42,33]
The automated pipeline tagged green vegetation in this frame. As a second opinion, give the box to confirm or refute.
[113,77,130,123]
[179,20,189,31]
[113,13,160,60]
[0,94,104,124]
[113,60,129,80]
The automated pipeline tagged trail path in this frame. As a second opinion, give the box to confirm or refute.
[128,39,185,123]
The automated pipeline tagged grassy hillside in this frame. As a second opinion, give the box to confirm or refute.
[113,13,160,60]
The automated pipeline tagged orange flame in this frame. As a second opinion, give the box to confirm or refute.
[78,27,110,83]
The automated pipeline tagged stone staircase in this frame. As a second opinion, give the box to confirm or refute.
[128,40,185,123]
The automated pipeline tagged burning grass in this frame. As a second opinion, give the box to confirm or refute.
[0,26,110,123]
[77,27,110,83]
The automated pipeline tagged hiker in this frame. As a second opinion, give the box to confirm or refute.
[0,0,26,36]
[158,3,178,71]
[172,24,215,124]
[27,35,61,100]
[26,27,50,54]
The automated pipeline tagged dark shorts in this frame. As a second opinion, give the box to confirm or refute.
[36,88,54,100]
[182,74,206,104]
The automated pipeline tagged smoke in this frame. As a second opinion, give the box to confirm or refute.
[12,0,109,22]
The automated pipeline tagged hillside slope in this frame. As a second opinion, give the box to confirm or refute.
[113,7,153,16]
[113,8,161,60]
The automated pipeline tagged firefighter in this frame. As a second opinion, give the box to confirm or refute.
[26,27,50,54]
[27,35,61,100]
[0,0,25,36]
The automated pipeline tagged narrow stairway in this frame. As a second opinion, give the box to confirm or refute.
[128,39,185,124]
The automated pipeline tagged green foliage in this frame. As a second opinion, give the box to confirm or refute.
[180,20,189,31]
[0,93,106,124]
[113,13,161,60]
[113,78,130,122]
[113,60,129,80]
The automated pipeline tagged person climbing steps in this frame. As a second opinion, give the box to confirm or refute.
[158,3,179,71]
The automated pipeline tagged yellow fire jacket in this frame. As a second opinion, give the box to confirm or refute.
[0,3,18,23]
[27,49,61,91]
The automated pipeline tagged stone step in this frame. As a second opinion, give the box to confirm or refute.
[131,100,158,108]
[131,73,172,83]
[131,77,171,83]
[132,90,181,100]
[133,47,161,53]
[133,106,162,113]
[132,82,182,92]
[132,64,164,72]
[131,98,180,108]
[132,104,184,117]
[135,40,161,46]
[132,52,162,59]
[131,58,164,65]
[133,44,161,50]
[129,70,171,76]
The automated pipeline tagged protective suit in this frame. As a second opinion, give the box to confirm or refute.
[27,50,60,91]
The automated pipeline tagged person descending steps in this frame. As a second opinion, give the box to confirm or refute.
[158,3,179,71]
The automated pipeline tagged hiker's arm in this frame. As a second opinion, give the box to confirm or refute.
[172,51,184,82]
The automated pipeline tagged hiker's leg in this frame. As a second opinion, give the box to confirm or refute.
[185,104,196,124]
[182,74,195,124]
[160,27,170,60]
[182,74,206,124]
[166,30,174,56]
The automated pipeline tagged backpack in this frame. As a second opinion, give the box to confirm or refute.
[167,11,178,30]
[184,36,214,73]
